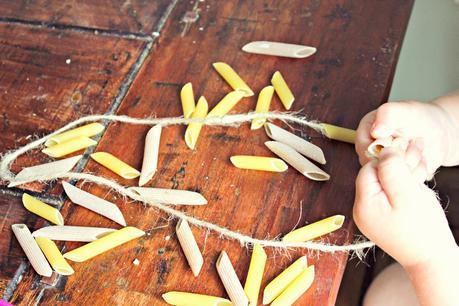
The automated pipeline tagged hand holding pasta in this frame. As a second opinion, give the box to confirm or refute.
[355,99,459,177]
[353,145,457,268]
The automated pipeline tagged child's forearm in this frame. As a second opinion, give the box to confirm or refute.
[405,245,459,306]
[432,90,459,166]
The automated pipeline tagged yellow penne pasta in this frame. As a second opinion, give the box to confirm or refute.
[185,96,208,150]
[42,136,97,158]
[282,215,345,243]
[180,82,195,118]
[213,62,254,97]
[162,291,232,306]
[271,71,295,110]
[251,86,274,130]
[63,227,145,262]
[244,244,267,306]
[22,193,64,225]
[35,237,74,275]
[230,155,288,172]
[207,91,245,117]
[270,265,315,306]
[90,152,140,179]
[320,123,356,144]
[45,123,104,147]
[262,256,307,304]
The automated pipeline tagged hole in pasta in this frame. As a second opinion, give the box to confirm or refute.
[374,144,384,153]
[15,224,26,229]
[264,124,273,138]
[122,172,141,179]
[333,215,345,226]
[272,160,288,172]
[57,267,74,276]
[45,139,59,146]
[306,172,330,181]
[237,88,253,96]
[295,47,316,57]
[55,213,64,226]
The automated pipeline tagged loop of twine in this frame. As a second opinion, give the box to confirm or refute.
[0,112,375,254]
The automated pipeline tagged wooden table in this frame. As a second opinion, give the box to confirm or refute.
[0,1,414,305]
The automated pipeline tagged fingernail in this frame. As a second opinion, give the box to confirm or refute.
[371,124,391,138]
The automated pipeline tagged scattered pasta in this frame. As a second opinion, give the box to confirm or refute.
[282,215,345,243]
[270,265,315,306]
[244,244,267,306]
[180,82,196,118]
[185,96,209,150]
[22,193,64,225]
[90,152,140,179]
[63,227,145,262]
[271,71,295,110]
[139,125,162,186]
[230,155,288,172]
[45,122,104,147]
[32,226,116,242]
[320,123,356,144]
[207,91,245,117]
[35,237,74,275]
[176,219,204,277]
[162,291,232,306]
[213,62,254,97]
[42,136,96,158]
[242,41,317,59]
[251,86,274,130]
[216,251,249,306]
[128,187,207,205]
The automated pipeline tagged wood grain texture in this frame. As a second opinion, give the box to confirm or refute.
[0,0,172,34]
[0,23,145,193]
[7,0,414,305]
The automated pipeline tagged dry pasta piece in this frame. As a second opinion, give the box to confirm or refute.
[242,41,317,59]
[270,265,315,306]
[63,182,126,226]
[244,244,267,306]
[212,62,254,97]
[162,291,232,306]
[216,251,249,306]
[264,123,326,164]
[22,193,64,225]
[180,82,196,118]
[35,237,74,275]
[207,91,245,117]
[185,96,209,150]
[63,227,145,262]
[139,125,162,186]
[90,152,140,179]
[265,141,330,181]
[271,71,295,110]
[129,187,207,205]
[366,136,409,158]
[320,123,356,144]
[12,224,52,277]
[32,226,116,242]
[262,256,307,304]
[176,219,203,277]
[230,155,288,172]
[8,155,82,187]
[45,123,104,147]
[42,136,96,158]
[282,215,345,242]
[251,86,274,130]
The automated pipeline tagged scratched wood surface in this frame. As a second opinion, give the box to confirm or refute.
[0,0,416,305]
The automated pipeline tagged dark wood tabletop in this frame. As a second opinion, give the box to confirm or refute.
[0,1,414,305]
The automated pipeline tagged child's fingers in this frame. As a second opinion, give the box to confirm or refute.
[377,147,419,208]
[411,159,429,183]
[404,138,425,170]
[355,111,376,165]
[355,160,383,201]
[371,102,417,139]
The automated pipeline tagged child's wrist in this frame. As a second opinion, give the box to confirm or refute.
[431,100,459,166]
[404,243,459,277]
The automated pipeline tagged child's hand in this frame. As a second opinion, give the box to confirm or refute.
[355,101,458,177]
[353,143,457,268]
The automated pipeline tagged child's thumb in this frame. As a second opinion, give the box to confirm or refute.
[371,102,414,138]
[377,147,419,207]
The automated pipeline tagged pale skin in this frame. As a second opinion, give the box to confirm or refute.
[354,90,459,306]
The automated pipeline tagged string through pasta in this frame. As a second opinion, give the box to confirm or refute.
[0,112,374,254]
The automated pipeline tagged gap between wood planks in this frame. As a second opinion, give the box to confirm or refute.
[1,0,180,302]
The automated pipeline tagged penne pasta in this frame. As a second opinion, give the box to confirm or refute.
[63,226,145,262]
[207,91,245,117]
[90,152,140,179]
[35,237,74,275]
[176,219,203,277]
[366,136,409,158]
[22,193,64,225]
[185,96,209,150]
[320,123,356,144]
[45,123,104,147]
[216,251,249,306]
[262,256,308,304]
[265,141,330,181]
[264,123,326,164]
[42,136,97,158]
[62,182,126,226]
[271,71,295,110]
[162,291,232,306]
[212,62,254,97]
[242,41,317,59]
[251,86,274,130]
[244,244,267,306]
[32,226,116,242]
[8,155,82,187]
[282,215,345,243]
[270,265,315,306]
[139,125,162,186]
[11,224,52,277]
[230,155,288,172]
[180,82,196,118]
[128,187,207,205]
